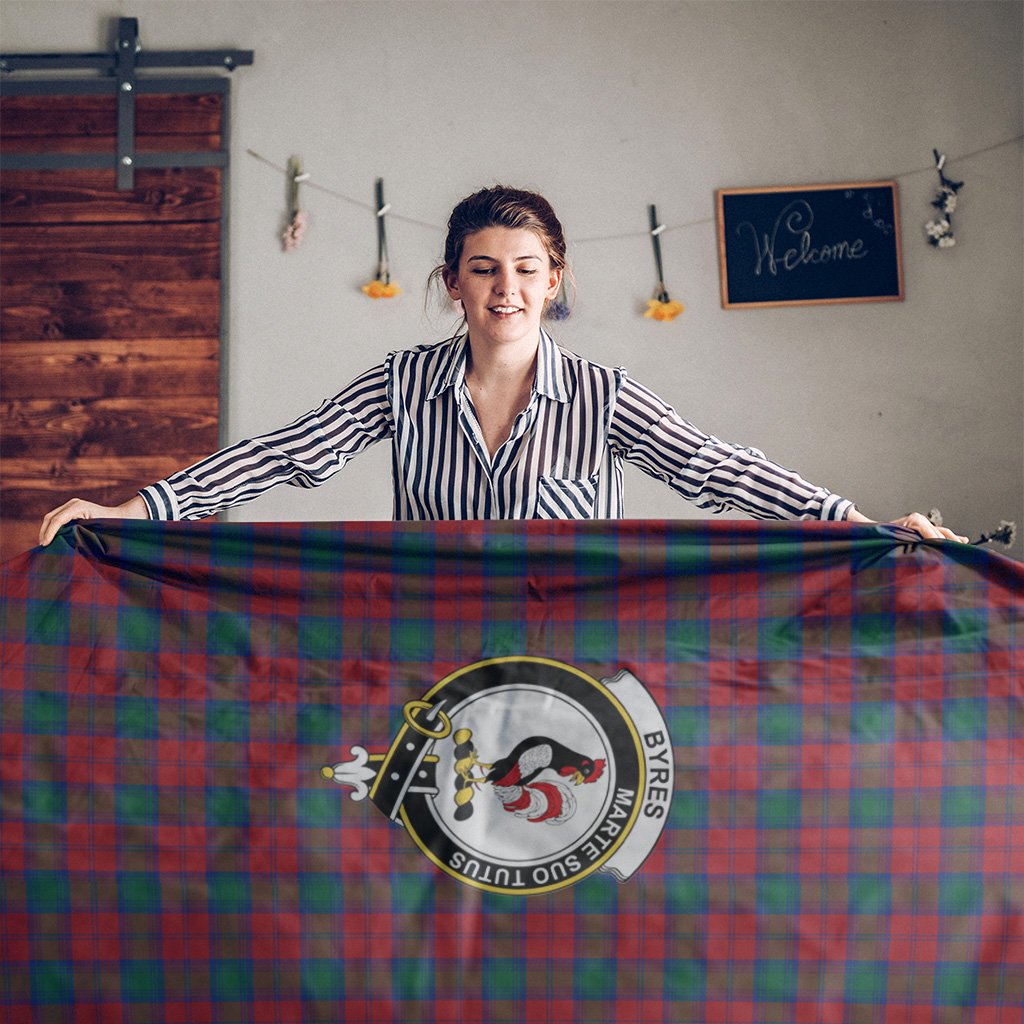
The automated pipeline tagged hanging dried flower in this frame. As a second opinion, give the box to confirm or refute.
[282,156,310,252]
[925,150,964,249]
[644,298,685,322]
[644,204,684,323]
[362,178,401,299]
[361,279,402,299]
[282,209,308,251]
[973,521,1017,547]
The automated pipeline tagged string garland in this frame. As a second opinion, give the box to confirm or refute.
[246,134,1022,246]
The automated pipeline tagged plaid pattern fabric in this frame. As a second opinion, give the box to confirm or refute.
[1,519,1022,1023]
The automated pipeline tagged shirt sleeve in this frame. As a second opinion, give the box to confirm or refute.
[607,373,855,521]
[139,360,393,520]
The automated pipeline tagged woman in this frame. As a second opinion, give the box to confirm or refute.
[38,186,966,545]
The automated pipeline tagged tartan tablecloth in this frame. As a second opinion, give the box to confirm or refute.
[1,519,1022,1023]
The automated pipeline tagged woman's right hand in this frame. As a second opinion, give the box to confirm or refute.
[39,494,149,548]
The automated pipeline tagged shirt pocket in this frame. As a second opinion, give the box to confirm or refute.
[534,475,599,519]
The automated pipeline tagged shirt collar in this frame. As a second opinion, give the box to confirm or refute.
[426,329,570,403]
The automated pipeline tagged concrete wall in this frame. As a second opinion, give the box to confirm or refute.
[3,0,1021,555]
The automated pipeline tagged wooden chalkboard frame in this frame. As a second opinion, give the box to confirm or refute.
[716,181,904,310]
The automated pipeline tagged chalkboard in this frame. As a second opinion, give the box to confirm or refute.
[716,181,904,309]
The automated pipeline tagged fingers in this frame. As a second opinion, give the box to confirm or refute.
[38,498,96,548]
[891,512,969,544]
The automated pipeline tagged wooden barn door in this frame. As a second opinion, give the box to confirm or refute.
[0,94,223,562]
[0,23,248,563]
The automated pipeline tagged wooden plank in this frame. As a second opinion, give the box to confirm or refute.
[0,93,223,138]
[0,222,220,283]
[1,134,222,155]
[2,519,44,564]
[2,455,198,519]
[1,397,218,459]
[1,338,219,398]
[1,168,222,224]
[1,279,219,340]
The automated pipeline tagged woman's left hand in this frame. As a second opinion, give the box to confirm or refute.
[848,509,969,543]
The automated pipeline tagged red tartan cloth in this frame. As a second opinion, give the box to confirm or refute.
[1,519,1022,1023]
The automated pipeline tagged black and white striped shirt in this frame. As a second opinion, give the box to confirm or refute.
[140,331,854,522]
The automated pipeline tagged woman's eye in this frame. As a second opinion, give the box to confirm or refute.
[518,268,537,275]
[471,268,495,275]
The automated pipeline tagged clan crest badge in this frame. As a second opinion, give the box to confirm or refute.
[321,657,674,895]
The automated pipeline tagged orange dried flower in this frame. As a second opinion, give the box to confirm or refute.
[643,299,685,322]
[361,279,402,299]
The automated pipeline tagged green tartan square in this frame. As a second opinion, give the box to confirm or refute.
[206,700,248,742]
[942,786,986,827]
[296,788,341,827]
[850,788,892,828]
[206,786,250,827]
[755,959,797,1002]
[670,790,707,829]
[116,785,159,825]
[665,959,705,1000]
[851,612,894,654]
[574,875,619,914]
[758,790,801,829]
[574,619,618,661]
[31,961,74,1003]
[24,691,66,733]
[757,617,801,659]
[574,958,616,1001]
[848,874,891,915]
[942,699,987,740]
[119,872,161,912]
[666,618,709,662]
[757,874,799,915]
[484,958,524,1000]
[206,612,250,655]
[211,959,252,1001]
[23,781,65,822]
[942,608,988,653]
[207,872,251,912]
[666,875,706,914]
[851,701,894,742]
[208,531,253,566]
[26,599,69,644]
[116,696,158,738]
[302,958,344,1000]
[392,958,434,1001]
[117,606,161,651]
[299,616,342,661]
[667,705,708,746]
[26,871,70,912]
[390,618,435,660]
[845,961,887,1003]
[939,874,984,915]
[481,619,526,657]
[121,960,163,1002]
[933,962,979,1005]
[302,873,346,912]
[297,703,342,745]
[759,705,801,745]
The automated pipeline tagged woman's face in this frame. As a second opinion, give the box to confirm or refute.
[445,227,561,350]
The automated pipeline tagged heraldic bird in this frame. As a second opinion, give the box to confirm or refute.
[484,737,606,825]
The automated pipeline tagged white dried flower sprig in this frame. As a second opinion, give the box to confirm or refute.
[973,521,1017,548]
[925,150,963,250]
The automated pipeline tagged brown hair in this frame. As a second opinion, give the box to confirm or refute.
[428,185,573,318]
